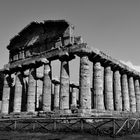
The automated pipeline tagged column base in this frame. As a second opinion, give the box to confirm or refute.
[59,109,72,115]
[90,109,112,117]
[78,108,91,117]
[71,105,78,113]
[71,105,77,109]
[53,107,59,112]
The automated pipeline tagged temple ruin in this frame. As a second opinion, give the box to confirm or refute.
[0,19,140,118]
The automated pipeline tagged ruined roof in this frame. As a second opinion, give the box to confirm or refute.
[7,20,73,51]
[7,22,41,50]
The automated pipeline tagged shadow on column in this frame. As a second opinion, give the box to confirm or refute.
[21,79,28,112]
[9,86,15,113]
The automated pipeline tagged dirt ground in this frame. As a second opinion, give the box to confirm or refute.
[0,131,140,140]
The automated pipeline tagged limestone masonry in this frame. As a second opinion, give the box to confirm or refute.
[0,20,140,117]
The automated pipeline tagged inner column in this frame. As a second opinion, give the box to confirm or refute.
[71,85,78,110]
[59,58,70,112]
[36,79,43,111]
[53,80,60,111]
[42,61,52,112]
[13,71,23,113]
[36,66,43,111]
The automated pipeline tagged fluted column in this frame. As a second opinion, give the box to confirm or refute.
[0,101,2,113]
[59,59,70,111]
[36,79,43,110]
[122,74,130,111]
[134,79,140,112]
[79,55,91,110]
[128,76,136,113]
[93,62,104,110]
[1,74,11,114]
[53,81,60,110]
[42,62,52,112]
[36,66,43,110]
[114,70,122,111]
[21,70,29,112]
[71,86,77,109]
[13,72,23,113]
[27,67,36,112]
[104,66,114,110]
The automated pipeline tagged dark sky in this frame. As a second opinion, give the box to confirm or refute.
[0,0,140,71]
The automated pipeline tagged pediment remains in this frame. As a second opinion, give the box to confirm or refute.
[7,20,76,62]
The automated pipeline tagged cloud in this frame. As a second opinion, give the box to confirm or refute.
[120,60,140,73]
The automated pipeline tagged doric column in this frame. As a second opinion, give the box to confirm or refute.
[104,66,114,110]
[134,79,140,112]
[13,72,23,113]
[36,66,43,110]
[93,62,104,110]
[53,80,60,110]
[42,61,52,112]
[36,79,43,110]
[71,86,77,109]
[113,70,122,111]
[21,71,29,112]
[27,67,36,112]
[79,55,91,110]
[1,74,11,114]
[128,76,136,113]
[59,59,70,111]
[0,101,2,113]
[122,74,130,111]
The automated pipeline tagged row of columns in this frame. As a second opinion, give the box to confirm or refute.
[1,58,78,114]
[1,54,140,114]
[79,54,140,113]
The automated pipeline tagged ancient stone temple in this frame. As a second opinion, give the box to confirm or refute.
[0,19,140,117]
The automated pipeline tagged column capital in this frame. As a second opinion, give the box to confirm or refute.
[14,64,22,71]
[22,60,36,68]
[70,83,79,88]
[3,67,10,74]
[76,51,90,58]
[36,57,49,65]
[104,66,111,71]
[23,69,29,77]
[52,79,60,85]
[59,52,75,62]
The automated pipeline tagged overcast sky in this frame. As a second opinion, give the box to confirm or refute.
[0,0,140,70]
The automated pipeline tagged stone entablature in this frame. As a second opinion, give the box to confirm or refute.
[4,43,140,79]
